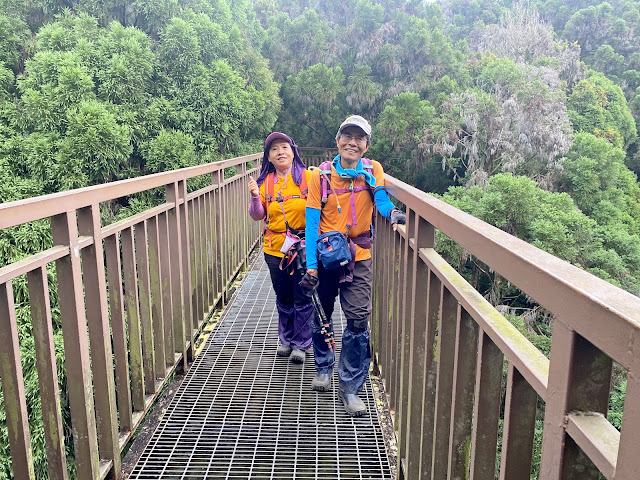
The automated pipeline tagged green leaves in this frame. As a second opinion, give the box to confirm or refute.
[141,128,195,173]
[567,71,637,149]
[439,172,640,296]
[58,100,132,185]
[158,18,200,86]
[280,64,345,146]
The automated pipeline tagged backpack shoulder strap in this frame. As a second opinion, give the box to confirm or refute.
[265,171,275,199]
[319,161,332,207]
[299,170,308,197]
[263,172,275,230]
[361,158,375,201]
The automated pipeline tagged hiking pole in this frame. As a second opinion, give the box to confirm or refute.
[309,288,336,353]
[291,242,336,353]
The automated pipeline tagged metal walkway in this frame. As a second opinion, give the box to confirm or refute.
[129,255,393,479]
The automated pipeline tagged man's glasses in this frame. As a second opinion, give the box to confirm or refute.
[339,133,367,144]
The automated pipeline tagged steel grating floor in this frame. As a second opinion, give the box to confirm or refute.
[129,254,393,479]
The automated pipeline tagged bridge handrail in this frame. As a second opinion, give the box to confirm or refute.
[0,153,262,230]
[0,153,263,479]
[375,175,639,480]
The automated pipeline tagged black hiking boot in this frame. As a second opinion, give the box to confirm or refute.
[311,372,332,391]
[338,390,367,417]
[290,348,305,364]
[277,344,292,357]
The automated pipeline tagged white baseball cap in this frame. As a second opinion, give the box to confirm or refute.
[336,115,372,138]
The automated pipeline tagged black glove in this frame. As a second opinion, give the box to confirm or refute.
[299,272,319,296]
[390,208,406,225]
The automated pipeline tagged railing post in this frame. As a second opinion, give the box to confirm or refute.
[418,269,441,480]
[78,205,121,475]
[157,212,174,366]
[431,287,459,478]
[0,281,36,480]
[189,197,200,331]
[135,220,157,393]
[388,221,401,413]
[27,267,69,480]
[469,331,503,480]
[540,323,611,479]
[177,180,194,358]
[447,307,479,480]
[396,210,413,477]
[51,211,101,479]
[121,226,145,410]
[196,195,207,318]
[213,170,227,305]
[203,192,213,310]
[104,232,134,430]
[147,215,167,377]
[616,363,640,479]
[400,214,435,479]
[166,182,188,371]
[499,363,538,479]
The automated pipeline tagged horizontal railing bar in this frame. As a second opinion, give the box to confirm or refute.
[185,166,260,201]
[566,412,618,479]
[0,153,261,230]
[0,245,69,283]
[419,245,549,396]
[77,235,93,250]
[99,460,113,480]
[386,176,640,370]
[186,183,217,201]
[101,204,175,238]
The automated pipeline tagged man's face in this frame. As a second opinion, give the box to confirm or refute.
[336,126,369,163]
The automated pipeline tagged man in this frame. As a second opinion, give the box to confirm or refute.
[300,115,406,417]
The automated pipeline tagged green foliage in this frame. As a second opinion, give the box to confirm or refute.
[0,9,29,69]
[369,92,453,192]
[567,71,637,149]
[96,22,155,104]
[560,133,640,234]
[141,128,195,172]
[57,100,133,186]
[438,173,640,295]
[279,63,345,146]
[429,57,573,188]
[608,378,626,429]
[158,17,200,86]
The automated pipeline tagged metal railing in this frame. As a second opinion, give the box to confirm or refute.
[374,177,640,480]
[0,154,263,479]
[1,151,639,479]
[298,147,336,167]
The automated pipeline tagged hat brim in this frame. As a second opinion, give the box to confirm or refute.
[264,132,292,148]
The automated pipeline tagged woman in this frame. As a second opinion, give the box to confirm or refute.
[247,132,313,364]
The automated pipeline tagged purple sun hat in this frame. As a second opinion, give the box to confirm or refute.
[256,132,306,187]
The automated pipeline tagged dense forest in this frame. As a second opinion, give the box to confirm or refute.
[0,0,638,478]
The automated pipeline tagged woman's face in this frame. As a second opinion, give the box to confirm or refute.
[268,139,294,172]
